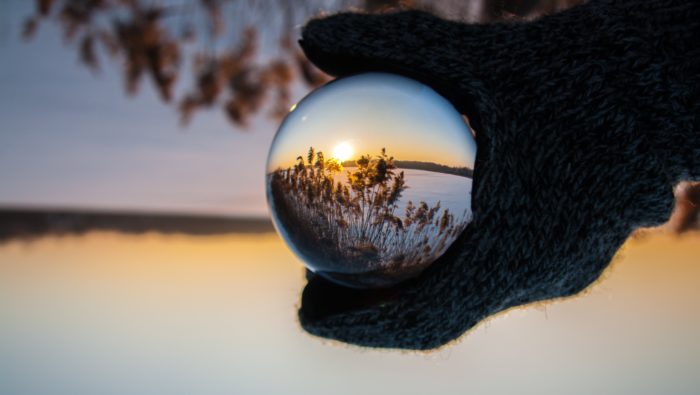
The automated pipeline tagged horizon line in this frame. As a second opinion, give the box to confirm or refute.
[271,158,474,170]
[0,206,275,242]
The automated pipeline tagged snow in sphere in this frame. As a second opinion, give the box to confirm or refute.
[266,73,477,288]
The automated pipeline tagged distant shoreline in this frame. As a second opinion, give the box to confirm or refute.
[341,160,473,178]
[0,207,274,242]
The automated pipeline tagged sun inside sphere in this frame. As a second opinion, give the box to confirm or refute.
[332,142,353,162]
[266,72,477,289]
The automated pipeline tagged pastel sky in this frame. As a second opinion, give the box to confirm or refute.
[268,73,476,171]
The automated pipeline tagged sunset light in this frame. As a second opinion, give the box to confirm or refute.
[332,142,353,162]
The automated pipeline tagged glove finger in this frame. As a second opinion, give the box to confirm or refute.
[300,10,489,120]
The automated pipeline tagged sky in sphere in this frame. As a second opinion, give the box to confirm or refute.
[267,73,476,171]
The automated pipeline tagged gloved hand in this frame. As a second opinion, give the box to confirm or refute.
[297,0,700,350]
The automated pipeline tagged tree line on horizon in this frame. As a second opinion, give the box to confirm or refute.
[341,159,473,178]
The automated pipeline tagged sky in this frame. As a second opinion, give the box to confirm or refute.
[267,73,477,171]
[0,1,295,217]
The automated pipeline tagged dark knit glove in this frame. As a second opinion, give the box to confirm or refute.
[297,0,700,350]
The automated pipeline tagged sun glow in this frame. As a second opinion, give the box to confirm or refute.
[332,142,353,162]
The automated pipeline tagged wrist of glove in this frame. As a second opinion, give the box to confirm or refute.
[297,0,700,350]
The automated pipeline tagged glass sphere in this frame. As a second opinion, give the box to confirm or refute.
[266,73,476,288]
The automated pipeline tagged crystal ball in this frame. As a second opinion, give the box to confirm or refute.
[266,72,476,288]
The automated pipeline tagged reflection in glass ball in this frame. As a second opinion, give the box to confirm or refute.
[266,73,477,288]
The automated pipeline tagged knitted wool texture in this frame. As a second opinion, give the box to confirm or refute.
[296,0,700,350]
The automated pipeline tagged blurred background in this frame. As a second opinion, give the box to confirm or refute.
[0,1,698,394]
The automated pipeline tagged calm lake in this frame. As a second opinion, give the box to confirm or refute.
[0,231,699,395]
